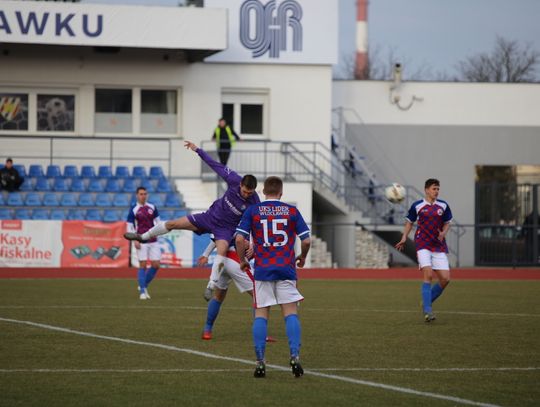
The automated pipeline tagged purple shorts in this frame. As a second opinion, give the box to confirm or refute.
[187,212,236,242]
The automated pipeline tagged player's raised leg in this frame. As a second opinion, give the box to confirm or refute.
[124,215,199,242]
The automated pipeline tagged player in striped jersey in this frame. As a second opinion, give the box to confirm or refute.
[126,187,161,300]
[236,176,311,378]
[395,178,453,322]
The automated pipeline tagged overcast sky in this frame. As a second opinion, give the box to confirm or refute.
[337,0,540,80]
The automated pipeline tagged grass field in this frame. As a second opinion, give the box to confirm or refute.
[1,278,539,406]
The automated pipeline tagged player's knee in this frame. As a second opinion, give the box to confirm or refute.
[214,288,227,302]
[440,278,450,288]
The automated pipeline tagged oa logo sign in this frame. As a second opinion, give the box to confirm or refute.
[239,0,303,58]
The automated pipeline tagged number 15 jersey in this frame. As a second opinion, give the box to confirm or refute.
[236,200,310,281]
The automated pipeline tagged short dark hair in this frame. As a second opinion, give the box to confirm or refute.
[6,158,13,164]
[425,178,440,189]
[241,174,257,190]
[136,186,147,194]
[263,176,283,196]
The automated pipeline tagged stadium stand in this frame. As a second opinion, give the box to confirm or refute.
[0,164,187,221]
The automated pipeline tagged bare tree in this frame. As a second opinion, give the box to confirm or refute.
[456,36,540,83]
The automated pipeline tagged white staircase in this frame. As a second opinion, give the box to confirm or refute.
[310,234,334,268]
[355,227,389,268]
[174,179,216,212]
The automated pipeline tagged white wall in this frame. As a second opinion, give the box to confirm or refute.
[0,48,333,177]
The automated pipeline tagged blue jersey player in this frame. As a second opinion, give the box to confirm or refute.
[126,187,161,300]
[124,141,260,300]
[395,178,453,322]
[235,176,311,379]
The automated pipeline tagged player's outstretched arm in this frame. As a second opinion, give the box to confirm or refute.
[395,221,413,251]
[296,238,311,268]
[185,140,240,185]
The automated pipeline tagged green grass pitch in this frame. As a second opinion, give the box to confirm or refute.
[1,278,539,406]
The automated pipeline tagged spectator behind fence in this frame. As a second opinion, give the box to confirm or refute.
[212,118,240,166]
[0,158,23,192]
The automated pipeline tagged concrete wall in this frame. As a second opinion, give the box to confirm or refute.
[333,80,540,266]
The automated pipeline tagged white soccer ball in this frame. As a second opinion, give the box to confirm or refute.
[385,183,406,203]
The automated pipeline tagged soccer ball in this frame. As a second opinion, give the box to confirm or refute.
[385,183,406,203]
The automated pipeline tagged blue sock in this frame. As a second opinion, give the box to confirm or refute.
[253,317,268,361]
[137,268,146,293]
[284,314,301,358]
[145,267,158,287]
[422,282,432,313]
[204,299,222,332]
[431,283,445,303]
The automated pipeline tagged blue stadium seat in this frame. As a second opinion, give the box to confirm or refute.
[159,210,173,220]
[149,166,164,178]
[50,209,66,220]
[150,194,164,207]
[88,179,104,192]
[122,178,137,193]
[20,179,34,191]
[0,208,11,219]
[63,165,79,178]
[46,165,62,178]
[113,193,130,207]
[165,193,181,207]
[15,208,32,219]
[132,166,147,178]
[29,164,44,178]
[81,165,96,178]
[78,193,95,206]
[67,209,85,220]
[70,178,86,192]
[86,209,102,221]
[173,210,188,218]
[53,178,69,192]
[157,177,172,192]
[0,194,4,205]
[98,165,113,178]
[103,209,120,222]
[105,179,121,193]
[13,164,27,178]
[141,179,155,192]
[115,166,130,178]
[95,193,112,207]
[60,193,78,207]
[7,192,24,206]
[43,193,60,207]
[35,177,52,192]
[25,192,42,206]
[32,209,49,220]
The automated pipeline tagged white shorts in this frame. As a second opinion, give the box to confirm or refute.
[417,249,450,270]
[136,242,161,262]
[214,258,254,293]
[253,280,304,309]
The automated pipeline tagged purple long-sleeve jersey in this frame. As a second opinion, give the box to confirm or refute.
[196,148,260,228]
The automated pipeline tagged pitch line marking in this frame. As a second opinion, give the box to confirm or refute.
[0,305,538,318]
[0,316,500,407]
[0,367,537,374]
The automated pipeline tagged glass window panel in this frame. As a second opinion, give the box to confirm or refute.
[37,94,75,131]
[221,103,234,129]
[0,93,28,131]
[240,104,263,134]
[141,90,177,114]
[95,89,132,113]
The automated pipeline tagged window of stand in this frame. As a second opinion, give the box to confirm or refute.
[141,89,177,134]
[221,90,268,139]
[95,88,132,133]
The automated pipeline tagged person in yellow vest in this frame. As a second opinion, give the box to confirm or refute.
[212,118,240,165]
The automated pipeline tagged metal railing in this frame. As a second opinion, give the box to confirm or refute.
[0,134,173,176]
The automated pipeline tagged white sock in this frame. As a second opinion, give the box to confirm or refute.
[141,222,169,240]
[209,255,225,283]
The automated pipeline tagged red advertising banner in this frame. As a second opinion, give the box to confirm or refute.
[61,221,129,267]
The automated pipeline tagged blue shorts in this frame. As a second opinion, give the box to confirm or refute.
[187,212,236,242]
